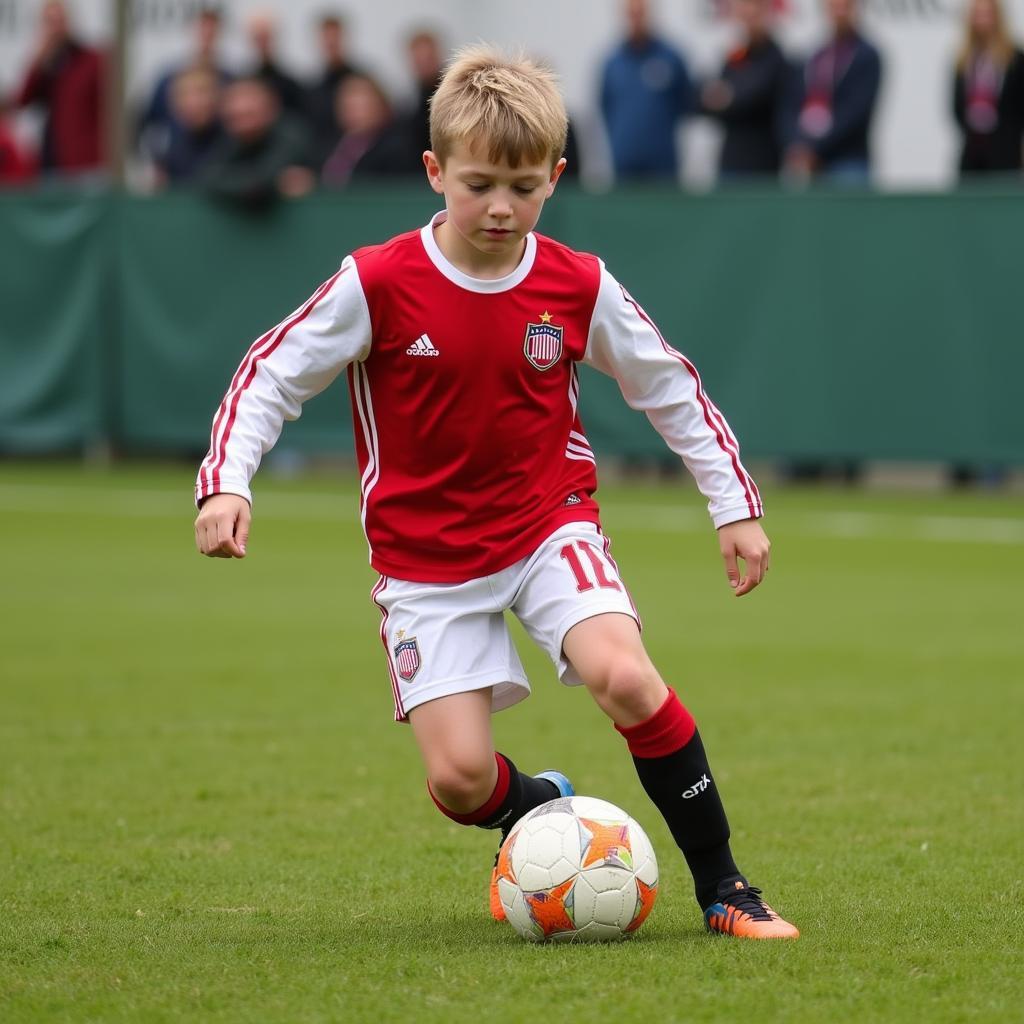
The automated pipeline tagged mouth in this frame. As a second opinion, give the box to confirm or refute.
[483,228,514,238]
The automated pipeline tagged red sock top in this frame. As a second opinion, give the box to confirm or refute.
[615,688,696,758]
[428,752,510,825]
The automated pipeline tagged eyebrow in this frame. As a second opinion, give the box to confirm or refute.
[458,168,545,183]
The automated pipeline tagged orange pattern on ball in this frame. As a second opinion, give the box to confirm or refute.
[579,818,632,869]
[625,877,657,932]
[524,876,576,937]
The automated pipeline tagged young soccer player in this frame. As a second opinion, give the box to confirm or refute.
[194,46,798,940]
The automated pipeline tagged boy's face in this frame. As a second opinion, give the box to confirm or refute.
[424,140,566,273]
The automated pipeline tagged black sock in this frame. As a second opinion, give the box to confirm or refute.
[429,752,558,836]
[490,754,559,837]
[617,689,741,909]
[632,732,740,908]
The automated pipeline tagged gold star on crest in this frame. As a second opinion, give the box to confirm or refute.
[539,310,553,323]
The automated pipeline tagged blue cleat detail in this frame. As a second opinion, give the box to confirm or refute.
[534,770,575,798]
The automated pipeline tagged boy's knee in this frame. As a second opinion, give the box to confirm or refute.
[428,753,497,813]
[586,654,665,722]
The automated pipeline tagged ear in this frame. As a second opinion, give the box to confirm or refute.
[423,150,445,195]
[545,157,567,198]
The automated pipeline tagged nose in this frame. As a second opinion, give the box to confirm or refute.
[488,192,513,219]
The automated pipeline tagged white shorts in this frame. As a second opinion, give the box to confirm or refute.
[371,522,640,721]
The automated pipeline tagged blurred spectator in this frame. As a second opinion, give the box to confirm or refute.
[138,6,230,173]
[561,120,582,180]
[200,76,314,208]
[157,68,224,186]
[0,100,37,184]
[306,14,365,167]
[600,0,692,181]
[700,0,789,178]
[322,73,417,185]
[14,0,105,175]
[404,28,445,157]
[784,0,882,185]
[247,11,306,117]
[953,0,1024,174]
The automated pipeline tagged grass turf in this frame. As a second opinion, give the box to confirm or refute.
[0,463,1021,1023]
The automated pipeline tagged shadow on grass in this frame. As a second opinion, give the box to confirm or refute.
[322,902,712,954]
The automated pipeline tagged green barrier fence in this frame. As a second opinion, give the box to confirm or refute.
[1,187,1022,463]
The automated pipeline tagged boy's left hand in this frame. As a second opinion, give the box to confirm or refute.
[717,518,771,597]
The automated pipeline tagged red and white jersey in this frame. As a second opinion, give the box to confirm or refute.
[196,212,762,583]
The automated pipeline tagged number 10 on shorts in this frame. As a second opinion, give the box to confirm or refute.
[559,541,622,593]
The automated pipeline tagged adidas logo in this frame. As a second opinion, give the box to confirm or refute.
[406,334,440,357]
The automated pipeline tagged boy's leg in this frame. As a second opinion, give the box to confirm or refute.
[408,688,559,832]
[408,688,563,921]
[562,614,739,901]
[562,612,798,939]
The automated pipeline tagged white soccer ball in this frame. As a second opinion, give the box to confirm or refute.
[495,795,659,942]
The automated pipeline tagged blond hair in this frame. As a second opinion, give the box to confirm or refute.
[429,45,567,167]
[957,0,1015,71]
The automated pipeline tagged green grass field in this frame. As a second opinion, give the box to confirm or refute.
[1,463,1021,1023]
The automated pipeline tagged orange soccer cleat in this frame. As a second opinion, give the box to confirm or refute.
[489,866,507,921]
[703,877,800,940]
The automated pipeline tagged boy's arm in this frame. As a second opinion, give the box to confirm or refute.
[193,256,371,557]
[583,263,769,595]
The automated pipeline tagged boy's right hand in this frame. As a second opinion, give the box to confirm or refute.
[194,494,251,559]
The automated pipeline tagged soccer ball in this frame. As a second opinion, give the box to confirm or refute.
[495,795,658,942]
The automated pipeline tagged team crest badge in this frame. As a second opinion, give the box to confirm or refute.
[523,312,563,371]
[393,637,421,682]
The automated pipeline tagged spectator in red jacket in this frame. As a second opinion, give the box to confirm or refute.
[15,0,106,175]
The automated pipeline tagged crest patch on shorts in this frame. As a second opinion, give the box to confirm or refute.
[523,318,563,371]
[393,637,421,681]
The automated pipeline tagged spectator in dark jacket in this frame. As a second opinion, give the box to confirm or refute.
[784,0,882,185]
[322,72,417,186]
[15,0,105,175]
[954,0,1024,174]
[157,67,224,186]
[200,76,314,208]
[138,6,230,173]
[700,0,789,178]
[600,0,692,181]
[404,28,444,158]
[306,14,365,167]
[246,11,306,118]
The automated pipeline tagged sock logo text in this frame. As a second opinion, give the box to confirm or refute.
[682,774,711,799]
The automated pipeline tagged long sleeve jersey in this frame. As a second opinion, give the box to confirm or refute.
[196,212,762,583]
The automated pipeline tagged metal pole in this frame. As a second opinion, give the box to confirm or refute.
[107,0,127,186]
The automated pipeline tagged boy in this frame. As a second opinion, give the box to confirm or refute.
[194,46,798,940]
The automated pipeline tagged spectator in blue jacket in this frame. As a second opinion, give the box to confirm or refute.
[784,0,882,185]
[600,0,692,181]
